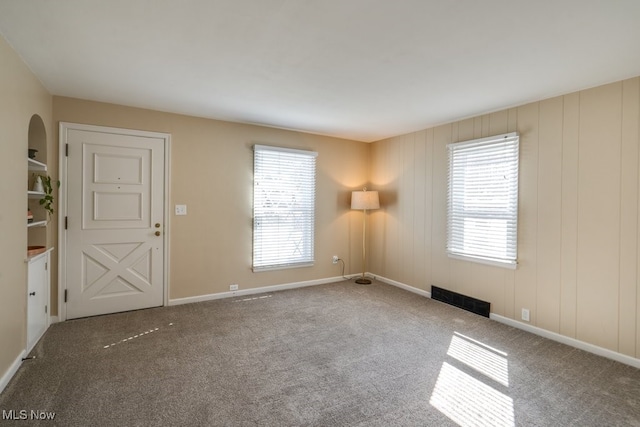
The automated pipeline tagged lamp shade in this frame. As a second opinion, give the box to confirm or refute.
[351,189,380,210]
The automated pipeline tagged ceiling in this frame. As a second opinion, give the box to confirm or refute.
[1,1,639,142]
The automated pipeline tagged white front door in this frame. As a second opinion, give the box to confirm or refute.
[62,124,168,319]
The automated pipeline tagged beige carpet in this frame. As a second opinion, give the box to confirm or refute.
[1,280,639,426]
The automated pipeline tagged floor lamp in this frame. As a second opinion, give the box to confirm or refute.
[351,188,380,284]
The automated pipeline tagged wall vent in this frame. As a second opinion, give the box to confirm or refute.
[431,285,490,318]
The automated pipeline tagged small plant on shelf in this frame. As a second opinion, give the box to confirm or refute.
[34,174,60,217]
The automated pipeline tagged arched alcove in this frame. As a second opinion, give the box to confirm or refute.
[27,113,48,249]
[26,114,52,353]
[28,114,47,161]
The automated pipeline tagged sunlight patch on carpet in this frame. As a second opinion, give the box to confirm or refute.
[102,323,173,349]
[430,333,514,427]
[447,332,509,386]
[233,295,273,302]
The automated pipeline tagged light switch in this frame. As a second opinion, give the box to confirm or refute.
[175,205,187,215]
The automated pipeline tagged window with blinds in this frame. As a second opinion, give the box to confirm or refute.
[253,145,317,271]
[447,132,519,269]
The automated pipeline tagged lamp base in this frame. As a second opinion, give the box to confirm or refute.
[355,277,372,285]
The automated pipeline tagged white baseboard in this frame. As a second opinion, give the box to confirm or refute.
[490,313,640,369]
[169,275,358,306]
[374,274,431,298]
[0,350,25,395]
[50,315,59,324]
[374,274,640,369]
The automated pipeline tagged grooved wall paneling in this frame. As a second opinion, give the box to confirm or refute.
[576,83,621,350]
[536,97,563,333]
[560,92,580,338]
[370,77,640,357]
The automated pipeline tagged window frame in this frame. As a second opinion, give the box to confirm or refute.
[252,144,317,272]
[446,132,519,269]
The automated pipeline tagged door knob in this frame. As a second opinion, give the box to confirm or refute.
[29,292,36,296]
[155,223,161,228]
[155,231,161,236]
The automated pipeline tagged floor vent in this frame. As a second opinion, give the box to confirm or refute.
[431,286,490,318]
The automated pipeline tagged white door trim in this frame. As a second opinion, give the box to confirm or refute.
[58,122,171,321]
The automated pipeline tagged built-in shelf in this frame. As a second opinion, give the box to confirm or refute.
[27,157,47,172]
[28,190,45,199]
[27,116,51,351]
[27,220,47,228]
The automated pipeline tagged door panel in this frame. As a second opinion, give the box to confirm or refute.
[27,254,48,351]
[65,126,166,319]
[83,143,151,229]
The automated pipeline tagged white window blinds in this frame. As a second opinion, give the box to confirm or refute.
[447,132,519,268]
[253,145,317,271]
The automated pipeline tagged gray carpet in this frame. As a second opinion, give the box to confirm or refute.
[1,280,639,426]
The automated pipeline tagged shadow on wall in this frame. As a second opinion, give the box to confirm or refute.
[337,190,352,209]
[378,189,397,207]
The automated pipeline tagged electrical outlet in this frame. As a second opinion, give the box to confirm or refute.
[521,308,530,322]
[332,255,339,264]
[175,204,187,215]
[230,284,238,291]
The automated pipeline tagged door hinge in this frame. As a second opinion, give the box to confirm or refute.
[65,143,69,156]
[45,262,48,271]
[45,305,48,314]
[65,216,68,230]
[64,289,68,303]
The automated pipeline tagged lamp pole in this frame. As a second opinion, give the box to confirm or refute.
[355,208,370,284]
[351,187,379,285]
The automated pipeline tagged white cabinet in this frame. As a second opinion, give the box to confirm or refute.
[27,249,52,353]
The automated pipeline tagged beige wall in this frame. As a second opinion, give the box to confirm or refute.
[0,37,53,379]
[370,78,640,358]
[52,97,370,301]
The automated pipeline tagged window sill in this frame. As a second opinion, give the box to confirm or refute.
[447,253,517,270]
[252,262,314,272]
